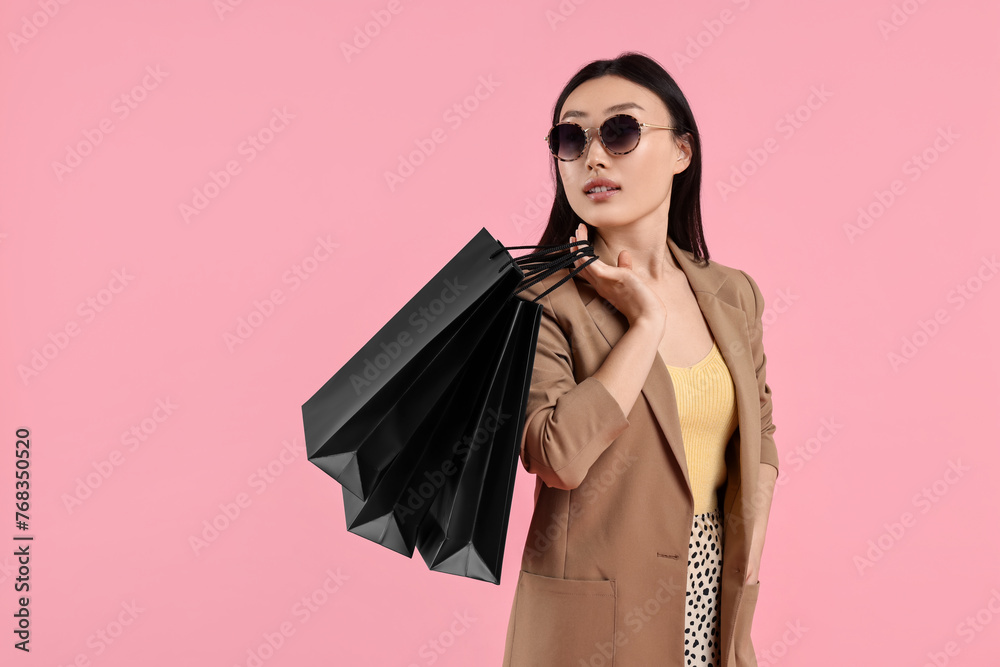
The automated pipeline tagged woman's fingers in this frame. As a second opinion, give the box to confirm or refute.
[618,249,631,270]
[569,230,595,284]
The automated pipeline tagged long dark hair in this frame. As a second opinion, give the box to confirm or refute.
[537,51,709,264]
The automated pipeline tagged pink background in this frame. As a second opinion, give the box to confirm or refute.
[2,0,999,665]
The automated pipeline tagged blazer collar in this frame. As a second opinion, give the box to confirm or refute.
[578,235,758,500]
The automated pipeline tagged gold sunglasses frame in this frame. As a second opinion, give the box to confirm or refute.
[544,113,679,161]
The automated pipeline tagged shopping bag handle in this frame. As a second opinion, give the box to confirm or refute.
[491,239,599,303]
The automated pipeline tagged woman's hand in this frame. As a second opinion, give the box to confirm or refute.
[569,222,668,330]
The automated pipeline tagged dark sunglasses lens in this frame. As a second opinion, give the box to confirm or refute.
[601,115,641,153]
[550,124,586,159]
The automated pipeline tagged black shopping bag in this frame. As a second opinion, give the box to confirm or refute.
[340,295,537,584]
[414,296,541,583]
[301,226,597,583]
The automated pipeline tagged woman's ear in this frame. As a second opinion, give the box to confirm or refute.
[674,133,693,174]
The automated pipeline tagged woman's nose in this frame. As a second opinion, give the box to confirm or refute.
[583,128,612,166]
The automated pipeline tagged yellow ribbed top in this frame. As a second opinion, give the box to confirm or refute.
[664,340,738,514]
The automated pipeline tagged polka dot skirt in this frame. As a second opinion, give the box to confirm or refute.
[684,506,724,666]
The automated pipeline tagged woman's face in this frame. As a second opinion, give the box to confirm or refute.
[555,75,691,233]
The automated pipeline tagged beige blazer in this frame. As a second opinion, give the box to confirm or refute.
[501,235,779,666]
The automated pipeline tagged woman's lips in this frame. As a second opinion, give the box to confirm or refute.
[586,187,620,201]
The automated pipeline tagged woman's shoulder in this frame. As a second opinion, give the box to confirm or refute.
[669,240,761,316]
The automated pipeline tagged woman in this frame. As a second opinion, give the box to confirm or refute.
[501,52,779,667]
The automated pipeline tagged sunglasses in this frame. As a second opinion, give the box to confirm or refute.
[545,113,679,161]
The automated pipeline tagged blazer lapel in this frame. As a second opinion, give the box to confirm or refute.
[581,235,757,502]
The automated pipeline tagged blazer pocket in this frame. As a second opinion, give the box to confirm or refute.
[733,580,761,667]
[510,569,617,667]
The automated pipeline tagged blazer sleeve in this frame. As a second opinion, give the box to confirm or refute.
[518,286,631,490]
[741,270,779,475]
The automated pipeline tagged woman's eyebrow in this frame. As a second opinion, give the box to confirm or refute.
[560,102,645,122]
